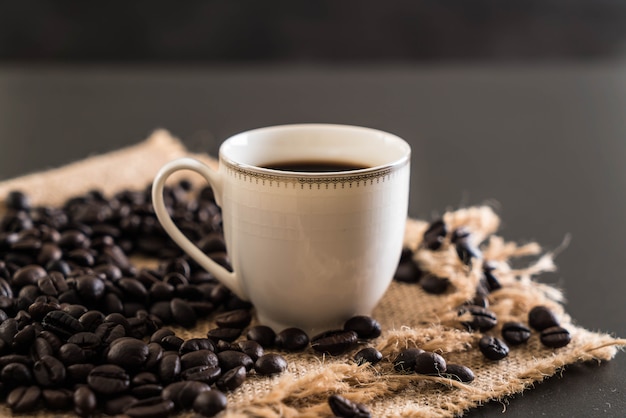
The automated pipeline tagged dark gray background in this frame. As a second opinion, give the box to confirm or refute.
[1,0,625,416]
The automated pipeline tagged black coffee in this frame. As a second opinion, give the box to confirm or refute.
[262,160,368,172]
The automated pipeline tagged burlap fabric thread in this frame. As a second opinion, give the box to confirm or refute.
[0,131,624,418]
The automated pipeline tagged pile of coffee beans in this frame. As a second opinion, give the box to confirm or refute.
[0,184,304,417]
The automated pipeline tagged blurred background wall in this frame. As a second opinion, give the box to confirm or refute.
[2,0,626,64]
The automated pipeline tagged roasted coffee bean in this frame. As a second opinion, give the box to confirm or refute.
[7,385,41,413]
[58,343,87,365]
[528,305,560,331]
[483,270,502,292]
[216,365,246,391]
[444,364,475,383]
[74,385,97,417]
[394,256,423,283]
[6,190,31,210]
[207,327,242,343]
[28,298,61,321]
[158,353,181,384]
[33,355,66,386]
[215,309,252,329]
[459,305,498,332]
[413,351,447,375]
[88,364,130,395]
[246,325,276,348]
[116,278,148,302]
[164,272,188,287]
[63,304,89,318]
[13,324,37,351]
[78,310,105,332]
[354,347,383,365]
[144,342,164,370]
[328,394,371,418]
[393,348,425,372]
[501,322,532,345]
[455,236,482,266]
[540,326,571,348]
[66,363,94,384]
[42,388,73,410]
[37,271,68,296]
[95,322,126,345]
[107,337,150,369]
[37,330,63,353]
[1,362,33,386]
[179,338,215,355]
[150,328,175,344]
[161,334,185,351]
[162,380,211,410]
[164,257,191,277]
[31,337,54,361]
[0,318,18,345]
[180,349,219,370]
[68,332,101,356]
[0,277,12,298]
[131,383,163,399]
[67,248,95,267]
[311,330,358,355]
[170,298,197,328]
[124,397,175,418]
[254,353,288,376]
[237,340,264,361]
[42,309,84,339]
[217,350,254,372]
[181,365,222,384]
[59,230,90,250]
[420,275,450,294]
[275,327,309,351]
[150,301,173,323]
[104,395,139,416]
[479,335,509,360]
[12,265,47,287]
[193,389,228,417]
[344,315,382,339]
[423,219,447,250]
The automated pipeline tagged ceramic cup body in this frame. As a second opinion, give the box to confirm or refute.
[152,124,410,334]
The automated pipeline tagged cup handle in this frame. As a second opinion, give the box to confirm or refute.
[151,157,248,300]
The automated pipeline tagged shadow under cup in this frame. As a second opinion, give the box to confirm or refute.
[218,124,411,333]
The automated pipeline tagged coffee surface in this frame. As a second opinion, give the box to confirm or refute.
[262,160,368,172]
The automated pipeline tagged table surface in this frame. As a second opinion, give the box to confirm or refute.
[0,63,625,417]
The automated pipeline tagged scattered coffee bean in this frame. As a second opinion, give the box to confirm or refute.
[459,305,498,332]
[420,275,450,294]
[354,347,383,365]
[540,326,571,348]
[444,364,475,383]
[193,389,228,417]
[180,349,219,370]
[74,385,97,417]
[1,362,33,386]
[104,395,139,416]
[394,250,423,283]
[393,348,425,372]
[42,388,73,410]
[328,394,371,418]
[528,305,560,331]
[255,353,288,376]
[7,385,41,413]
[501,322,532,345]
[413,351,447,375]
[207,327,242,343]
[275,327,310,351]
[158,353,181,384]
[181,365,222,384]
[423,219,447,250]
[343,315,382,339]
[479,335,509,360]
[33,355,66,386]
[311,330,358,355]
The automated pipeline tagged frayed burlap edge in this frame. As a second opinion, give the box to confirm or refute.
[0,131,624,418]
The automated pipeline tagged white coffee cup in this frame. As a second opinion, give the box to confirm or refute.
[152,124,410,334]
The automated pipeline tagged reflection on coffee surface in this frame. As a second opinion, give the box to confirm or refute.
[261,160,369,172]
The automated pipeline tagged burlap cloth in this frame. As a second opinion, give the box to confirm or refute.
[0,130,624,418]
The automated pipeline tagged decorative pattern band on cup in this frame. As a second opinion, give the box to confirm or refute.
[221,159,409,189]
